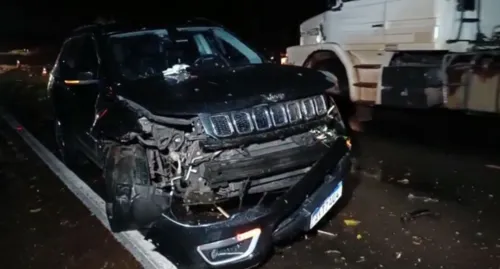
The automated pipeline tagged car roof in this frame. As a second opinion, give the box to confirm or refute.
[71,18,223,37]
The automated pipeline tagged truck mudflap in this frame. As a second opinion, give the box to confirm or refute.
[380,50,500,113]
[147,137,351,269]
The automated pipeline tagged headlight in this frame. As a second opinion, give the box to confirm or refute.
[280,55,288,65]
[196,228,261,266]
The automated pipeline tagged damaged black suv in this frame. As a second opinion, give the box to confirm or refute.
[48,20,352,268]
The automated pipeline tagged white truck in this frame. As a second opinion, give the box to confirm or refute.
[285,0,500,123]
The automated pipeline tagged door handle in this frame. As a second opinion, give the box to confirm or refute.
[372,24,384,28]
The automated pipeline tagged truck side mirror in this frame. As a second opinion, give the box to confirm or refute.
[457,0,475,11]
[327,0,343,10]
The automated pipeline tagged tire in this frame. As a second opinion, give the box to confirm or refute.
[54,119,79,167]
[314,61,362,158]
[104,144,165,232]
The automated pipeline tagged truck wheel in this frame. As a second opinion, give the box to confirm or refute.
[313,60,362,157]
[104,144,166,232]
[54,119,79,167]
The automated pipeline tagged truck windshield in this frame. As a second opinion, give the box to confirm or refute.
[108,27,264,80]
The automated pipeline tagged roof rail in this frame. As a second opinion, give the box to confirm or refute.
[71,24,99,33]
[188,17,224,27]
[71,18,222,36]
[72,19,117,34]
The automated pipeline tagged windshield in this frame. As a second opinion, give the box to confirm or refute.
[108,27,265,80]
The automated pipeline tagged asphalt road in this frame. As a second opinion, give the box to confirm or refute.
[1,84,500,269]
[0,120,141,269]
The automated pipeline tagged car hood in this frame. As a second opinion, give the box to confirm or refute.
[116,64,335,116]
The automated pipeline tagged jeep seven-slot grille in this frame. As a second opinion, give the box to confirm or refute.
[207,95,328,138]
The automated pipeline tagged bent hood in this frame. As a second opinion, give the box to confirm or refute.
[116,64,335,115]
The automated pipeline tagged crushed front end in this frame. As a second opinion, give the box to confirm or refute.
[125,94,352,268]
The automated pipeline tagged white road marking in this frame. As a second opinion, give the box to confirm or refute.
[1,110,176,269]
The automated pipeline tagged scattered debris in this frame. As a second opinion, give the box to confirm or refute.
[333,256,347,264]
[344,219,361,227]
[485,164,500,170]
[359,169,382,180]
[408,193,439,203]
[412,235,423,245]
[318,230,338,237]
[397,178,410,185]
[395,251,403,259]
[214,205,230,218]
[356,256,366,263]
[29,208,41,213]
[325,249,341,255]
[401,209,440,224]
[162,64,191,84]
[99,261,109,269]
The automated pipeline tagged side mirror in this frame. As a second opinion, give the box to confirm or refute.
[327,0,343,10]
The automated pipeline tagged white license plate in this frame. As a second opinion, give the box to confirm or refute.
[309,182,343,230]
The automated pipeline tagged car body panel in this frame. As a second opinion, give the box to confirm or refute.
[115,63,333,116]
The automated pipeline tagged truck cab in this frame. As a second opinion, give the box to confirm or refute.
[286,0,500,115]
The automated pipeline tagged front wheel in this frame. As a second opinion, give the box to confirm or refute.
[104,144,168,232]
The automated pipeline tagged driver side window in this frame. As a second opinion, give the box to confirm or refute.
[215,38,250,65]
[59,35,99,80]
[212,29,262,64]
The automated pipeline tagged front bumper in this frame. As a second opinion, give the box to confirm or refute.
[150,137,351,269]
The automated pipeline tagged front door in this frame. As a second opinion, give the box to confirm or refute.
[323,0,387,49]
[384,0,438,49]
[58,34,101,157]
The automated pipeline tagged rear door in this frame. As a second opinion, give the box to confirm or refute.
[322,0,387,49]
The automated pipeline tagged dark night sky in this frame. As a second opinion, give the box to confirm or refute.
[0,1,325,50]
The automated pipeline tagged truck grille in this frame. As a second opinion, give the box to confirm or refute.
[206,95,328,138]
